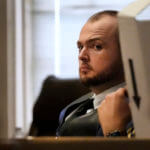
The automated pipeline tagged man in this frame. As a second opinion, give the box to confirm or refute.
[56,10,133,137]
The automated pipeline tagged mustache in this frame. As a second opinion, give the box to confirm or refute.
[80,63,93,70]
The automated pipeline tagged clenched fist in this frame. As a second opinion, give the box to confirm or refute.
[98,88,131,136]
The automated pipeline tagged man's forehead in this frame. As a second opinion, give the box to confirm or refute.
[86,15,117,31]
[78,16,117,43]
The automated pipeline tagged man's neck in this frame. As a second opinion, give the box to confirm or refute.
[90,78,124,95]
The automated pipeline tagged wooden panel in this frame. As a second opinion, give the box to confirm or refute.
[0,137,150,150]
[0,0,8,138]
[0,0,16,138]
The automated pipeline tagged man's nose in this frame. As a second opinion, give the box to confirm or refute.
[78,47,89,62]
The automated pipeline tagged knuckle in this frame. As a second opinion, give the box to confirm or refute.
[105,93,114,99]
[116,88,125,97]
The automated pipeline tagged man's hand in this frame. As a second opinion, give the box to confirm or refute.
[97,88,131,136]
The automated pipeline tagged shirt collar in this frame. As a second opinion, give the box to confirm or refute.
[93,82,126,109]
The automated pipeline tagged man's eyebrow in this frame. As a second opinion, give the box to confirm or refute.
[77,41,80,46]
[87,38,103,43]
[77,41,83,48]
[77,38,103,46]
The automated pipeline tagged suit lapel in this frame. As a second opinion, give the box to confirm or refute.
[58,92,93,125]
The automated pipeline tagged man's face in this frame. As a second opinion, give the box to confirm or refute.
[77,15,123,87]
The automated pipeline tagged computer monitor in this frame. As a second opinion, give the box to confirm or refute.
[118,0,150,138]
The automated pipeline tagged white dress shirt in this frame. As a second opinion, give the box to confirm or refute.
[93,82,126,109]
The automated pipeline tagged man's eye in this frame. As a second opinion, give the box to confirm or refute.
[78,45,83,52]
[95,45,102,50]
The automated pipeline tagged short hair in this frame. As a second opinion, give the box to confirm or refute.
[87,10,120,49]
[88,10,118,22]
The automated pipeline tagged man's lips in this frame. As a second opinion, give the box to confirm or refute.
[80,64,92,72]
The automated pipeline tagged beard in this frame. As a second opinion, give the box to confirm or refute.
[80,64,124,88]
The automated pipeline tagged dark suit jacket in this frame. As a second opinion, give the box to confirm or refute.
[56,93,104,136]
[57,92,134,137]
